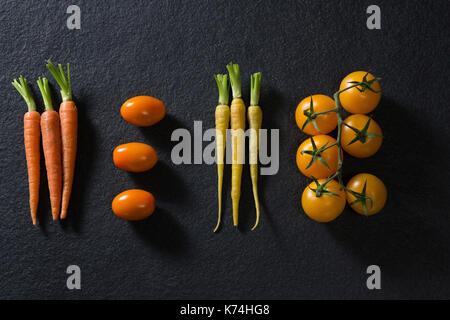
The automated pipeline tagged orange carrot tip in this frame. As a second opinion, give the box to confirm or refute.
[46,61,72,102]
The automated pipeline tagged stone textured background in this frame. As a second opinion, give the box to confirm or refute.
[0,0,449,299]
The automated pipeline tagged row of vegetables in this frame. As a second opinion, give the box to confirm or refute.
[112,96,166,221]
[13,63,386,229]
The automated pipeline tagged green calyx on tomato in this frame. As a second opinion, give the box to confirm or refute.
[301,96,321,133]
[345,180,373,216]
[300,136,334,170]
[309,177,339,198]
[347,72,381,94]
[343,117,382,146]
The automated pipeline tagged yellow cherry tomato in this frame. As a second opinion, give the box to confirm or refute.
[301,179,346,222]
[112,189,155,221]
[296,135,341,179]
[121,95,166,127]
[113,142,158,172]
[346,173,387,216]
[339,71,381,114]
[341,114,383,158]
[295,94,337,135]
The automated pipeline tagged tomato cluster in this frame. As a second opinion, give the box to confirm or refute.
[295,71,387,222]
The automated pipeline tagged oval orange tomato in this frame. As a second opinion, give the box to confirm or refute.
[345,173,387,216]
[301,179,346,222]
[112,189,155,221]
[113,142,158,172]
[295,94,337,135]
[339,71,381,114]
[341,114,383,158]
[121,96,166,127]
[296,135,341,179]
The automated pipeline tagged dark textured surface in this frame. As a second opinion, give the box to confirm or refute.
[1,0,449,299]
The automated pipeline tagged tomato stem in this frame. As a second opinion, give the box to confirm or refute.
[303,77,380,193]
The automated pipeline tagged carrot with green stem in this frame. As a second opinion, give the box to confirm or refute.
[46,61,77,219]
[37,77,62,220]
[248,72,262,230]
[213,74,230,232]
[226,62,246,227]
[12,76,40,225]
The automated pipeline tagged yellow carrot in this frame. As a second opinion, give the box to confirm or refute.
[213,74,230,232]
[248,73,262,230]
[227,62,246,227]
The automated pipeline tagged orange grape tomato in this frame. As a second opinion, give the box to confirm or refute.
[295,94,337,135]
[339,71,381,114]
[121,96,166,127]
[112,189,155,221]
[113,142,158,172]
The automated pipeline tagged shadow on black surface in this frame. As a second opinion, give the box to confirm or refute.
[252,87,286,238]
[128,161,188,204]
[36,153,50,236]
[129,207,189,257]
[327,97,450,287]
[138,113,185,152]
[60,94,97,232]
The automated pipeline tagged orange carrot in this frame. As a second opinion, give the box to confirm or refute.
[12,76,40,225]
[37,77,62,220]
[47,61,77,219]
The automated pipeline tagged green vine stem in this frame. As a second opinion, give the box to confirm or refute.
[307,74,381,195]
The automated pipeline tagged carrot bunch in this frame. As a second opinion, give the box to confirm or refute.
[12,61,77,225]
[213,62,263,231]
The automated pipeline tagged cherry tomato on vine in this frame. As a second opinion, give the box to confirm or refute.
[339,71,381,114]
[295,94,337,135]
[341,114,383,158]
[301,179,346,222]
[121,95,166,127]
[113,142,158,172]
[296,135,341,179]
[345,173,387,216]
[112,189,155,221]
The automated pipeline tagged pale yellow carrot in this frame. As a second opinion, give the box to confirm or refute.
[213,74,230,232]
[227,62,246,227]
[248,72,262,230]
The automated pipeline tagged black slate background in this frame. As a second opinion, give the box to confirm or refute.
[1,0,449,299]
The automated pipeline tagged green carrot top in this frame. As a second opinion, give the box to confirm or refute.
[46,60,72,102]
[36,77,53,111]
[214,74,229,106]
[250,72,261,106]
[12,76,36,112]
[226,62,241,99]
